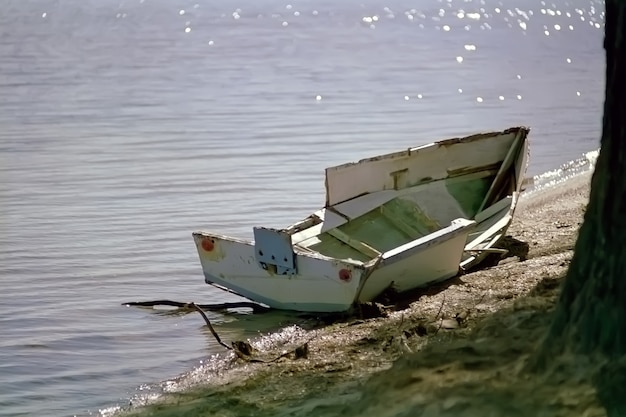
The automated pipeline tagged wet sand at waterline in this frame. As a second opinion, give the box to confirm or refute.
[120,170,603,417]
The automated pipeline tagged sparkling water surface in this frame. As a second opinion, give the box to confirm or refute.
[0,0,604,415]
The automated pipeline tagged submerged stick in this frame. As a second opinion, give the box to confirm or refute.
[122,299,270,313]
[189,302,232,350]
[125,300,311,362]
[192,302,313,362]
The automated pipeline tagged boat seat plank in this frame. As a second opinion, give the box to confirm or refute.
[465,214,511,250]
[319,208,350,232]
[291,209,348,245]
[326,228,381,259]
[474,196,513,223]
[332,190,397,220]
[291,224,324,245]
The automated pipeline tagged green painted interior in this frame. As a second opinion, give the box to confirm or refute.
[307,173,497,260]
[306,233,372,262]
[445,176,495,218]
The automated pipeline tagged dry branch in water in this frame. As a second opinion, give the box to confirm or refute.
[122,299,269,313]
[189,302,232,350]
[188,303,311,363]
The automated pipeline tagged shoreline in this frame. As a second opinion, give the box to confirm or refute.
[120,170,596,417]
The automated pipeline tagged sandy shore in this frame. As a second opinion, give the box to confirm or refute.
[122,171,601,417]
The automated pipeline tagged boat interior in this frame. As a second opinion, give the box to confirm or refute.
[287,167,516,264]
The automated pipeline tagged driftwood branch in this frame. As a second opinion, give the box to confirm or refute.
[189,302,232,350]
[192,302,313,362]
[125,300,312,363]
[122,299,270,313]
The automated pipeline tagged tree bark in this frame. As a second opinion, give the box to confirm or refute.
[543,0,626,358]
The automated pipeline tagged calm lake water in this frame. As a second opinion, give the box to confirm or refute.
[0,0,604,415]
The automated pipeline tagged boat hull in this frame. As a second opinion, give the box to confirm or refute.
[358,218,474,302]
[191,127,530,312]
[193,218,475,312]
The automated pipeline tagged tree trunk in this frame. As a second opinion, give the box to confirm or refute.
[543,0,626,358]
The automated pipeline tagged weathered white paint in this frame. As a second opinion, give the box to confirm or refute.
[193,232,366,312]
[325,129,521,207]
[194,219,474,311]
[324,168,496,224]
[358,218,475,301]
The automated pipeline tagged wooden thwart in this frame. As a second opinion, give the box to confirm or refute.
[327,228,381,258]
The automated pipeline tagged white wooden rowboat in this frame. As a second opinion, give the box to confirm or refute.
[192,127,530,312]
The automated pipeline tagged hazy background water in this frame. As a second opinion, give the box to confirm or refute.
[0,0,605,415]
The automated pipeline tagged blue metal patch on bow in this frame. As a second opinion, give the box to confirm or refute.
[253,227,297,275]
